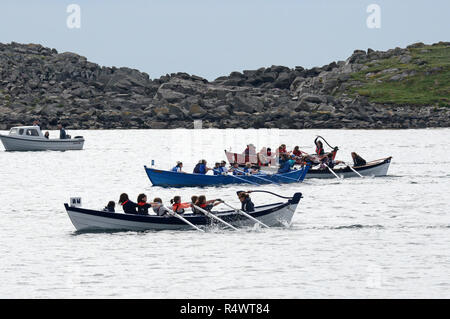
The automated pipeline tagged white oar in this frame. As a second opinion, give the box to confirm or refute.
[229,173,260,186]
[220,201,270,228]
[324,163,341,179]
[343,162,364,178]
[166,208,204,232]
[236,169,281,186]
[192,204,238,230]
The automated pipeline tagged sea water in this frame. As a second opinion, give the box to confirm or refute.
[0,128,449,298]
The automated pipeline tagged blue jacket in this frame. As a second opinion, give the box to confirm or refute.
[277,160,291,174]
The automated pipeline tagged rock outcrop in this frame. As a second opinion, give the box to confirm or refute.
[0,41,448,129]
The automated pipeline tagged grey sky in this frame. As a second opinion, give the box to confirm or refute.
[0,0,448,80]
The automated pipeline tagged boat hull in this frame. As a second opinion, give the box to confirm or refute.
[0,134,84,151]
[305,157,392,179]
[144,166,309,187]
[64,193,302,232]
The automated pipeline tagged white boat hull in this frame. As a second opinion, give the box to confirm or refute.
[305,158,392,179]
[0,135,84,151]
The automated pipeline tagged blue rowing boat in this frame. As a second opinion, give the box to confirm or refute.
[144,166,309,187]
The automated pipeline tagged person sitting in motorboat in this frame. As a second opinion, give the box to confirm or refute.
[193,159,211,174]
[58,123,69,139]
[119,193,138,214]
[44,131,49,139]
[171,196,190,214]
[351,152,367,167]
[172,161,184,172]
[103,201,115,213]
[194,195,222,212]
[237,191,255,213]
[152,198,170,216]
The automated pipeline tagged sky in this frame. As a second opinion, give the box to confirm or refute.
[0,0,449,81]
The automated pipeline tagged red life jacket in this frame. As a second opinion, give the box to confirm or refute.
[121,200,129,206]
[316,146,324,155]
[138,202,147,206]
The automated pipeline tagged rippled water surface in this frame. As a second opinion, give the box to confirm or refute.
[0,128,449,298]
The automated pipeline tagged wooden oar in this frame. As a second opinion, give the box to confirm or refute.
[192,204,238,230]
[324,163,341,179]
[220,201,270,228]
[166,208,205,232]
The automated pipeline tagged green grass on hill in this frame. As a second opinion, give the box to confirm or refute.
[347,43,450,107]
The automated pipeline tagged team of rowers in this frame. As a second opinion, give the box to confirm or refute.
[170,138,367,175]
[103,191,255,216]
[172,160,262,175]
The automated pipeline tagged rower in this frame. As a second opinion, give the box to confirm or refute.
[137,193,151,215]
[243,162,252,175]
[212,162,221,175]
[230,162,241,175]
[193,159,211,174]
[293,146,303,157]
[103,201,115,213]
[171,196,190,214]
[172,161,183,172]
[190,196,199,214]
[152,198,170,216]
[195,195,222,212]
[277,154,292,173]
[314,137,325,156]
[119,193,138,214]
[237,191,255,213]
[220,161,228,174]
[351,152,367,166]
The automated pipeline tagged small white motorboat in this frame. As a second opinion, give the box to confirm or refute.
[0,126,84,151]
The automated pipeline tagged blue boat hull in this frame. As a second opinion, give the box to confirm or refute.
[144,166,309,187]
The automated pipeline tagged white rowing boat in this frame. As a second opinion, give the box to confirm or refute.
[64,192,303,232]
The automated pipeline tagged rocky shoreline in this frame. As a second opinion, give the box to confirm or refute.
[0,41,449,130]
